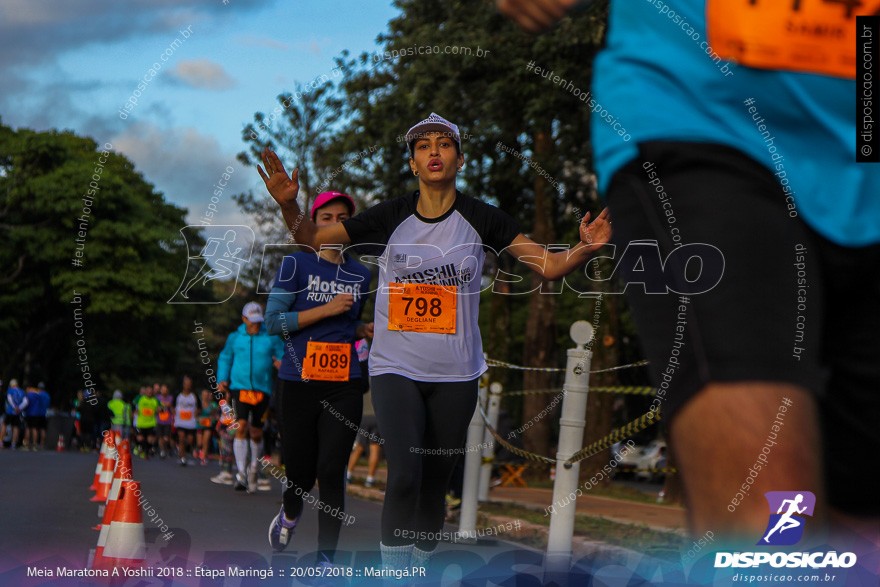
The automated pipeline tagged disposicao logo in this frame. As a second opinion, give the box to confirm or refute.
[714,491,857,569]
[759,491,815,546]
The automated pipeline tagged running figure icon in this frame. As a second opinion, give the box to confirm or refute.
[169,225,255,304]
[761,493,807,544]
[181,230,243,298]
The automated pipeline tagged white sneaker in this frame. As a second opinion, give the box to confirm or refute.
[257,477,271,491]
[211,471,235,485]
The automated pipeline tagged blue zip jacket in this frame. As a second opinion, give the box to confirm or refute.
[217,323,284,394]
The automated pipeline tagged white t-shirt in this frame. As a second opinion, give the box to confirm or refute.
[174,393,198,429]
[342,191,521,382]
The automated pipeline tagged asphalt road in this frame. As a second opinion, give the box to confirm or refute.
[0,449,553,586]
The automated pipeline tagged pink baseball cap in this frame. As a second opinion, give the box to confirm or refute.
[310,191,355,221]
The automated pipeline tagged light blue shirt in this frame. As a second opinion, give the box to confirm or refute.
[592,0,879,247]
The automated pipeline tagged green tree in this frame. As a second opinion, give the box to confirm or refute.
[233,81,375,294]
[0,119,202,405]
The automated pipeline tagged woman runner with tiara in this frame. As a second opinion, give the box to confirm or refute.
[258,113,610,572]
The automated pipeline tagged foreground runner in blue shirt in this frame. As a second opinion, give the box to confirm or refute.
[499,0,880,550]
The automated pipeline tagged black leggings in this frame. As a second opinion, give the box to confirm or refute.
[278,379,363,560]
[371,374,479,549]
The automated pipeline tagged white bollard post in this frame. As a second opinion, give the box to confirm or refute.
[545,321,594,577]
[478,382,502,501]
[458,379,488,543]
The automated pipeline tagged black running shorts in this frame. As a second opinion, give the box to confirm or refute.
[231,389,270,426]
[605,141,880,514]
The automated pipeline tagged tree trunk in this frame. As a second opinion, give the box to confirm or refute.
[487,273,511,393]
[521,128,557,460]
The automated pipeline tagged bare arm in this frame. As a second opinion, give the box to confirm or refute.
[506,208,611,280]
[257,148,351,248]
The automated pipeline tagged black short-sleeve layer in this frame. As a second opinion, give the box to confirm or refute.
[341,191,521,255]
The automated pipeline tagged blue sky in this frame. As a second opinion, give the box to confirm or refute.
[0,0,399,227]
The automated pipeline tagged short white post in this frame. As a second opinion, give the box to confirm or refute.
[545,321,593,577]
[458,380,488,543]
[478,382,502,501]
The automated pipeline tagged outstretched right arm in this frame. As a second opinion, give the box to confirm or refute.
[257,148,351,249]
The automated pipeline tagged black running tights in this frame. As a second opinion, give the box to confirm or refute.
[370,374,479,550]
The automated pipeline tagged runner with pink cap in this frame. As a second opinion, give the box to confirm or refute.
[265,191,374,566]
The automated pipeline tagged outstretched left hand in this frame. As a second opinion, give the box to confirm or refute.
[579,207,612,253]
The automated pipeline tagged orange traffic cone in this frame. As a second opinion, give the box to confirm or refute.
[95,449,131,528]
[100,480,145,571]
[91,446,116,503]
[89,443,106,491]
[57,435,65,452]
[93,456,134,566]
[105,434,119,461]
[94,450,131,530]
[109,450,133,503]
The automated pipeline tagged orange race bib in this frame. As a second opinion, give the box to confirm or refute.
[707,0,880,79]
[301,341,351,381]
[387,282,456,334]
[141,408,154,417]
[238,389,263,406]
[199,417,212,427]
[179,410,193,420]
[239,389,263,405]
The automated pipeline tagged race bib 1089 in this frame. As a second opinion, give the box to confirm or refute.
[301,341,351,381]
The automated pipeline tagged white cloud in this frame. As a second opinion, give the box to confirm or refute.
[167,59,236,90]
[110,122,253,225]
[0,0,267,68]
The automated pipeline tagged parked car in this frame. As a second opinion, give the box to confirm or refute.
[634,440,668,483]
[612,440,667,483]
[611,441,640,478]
